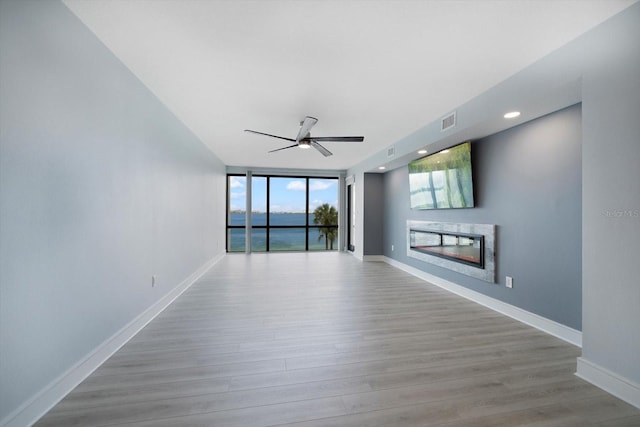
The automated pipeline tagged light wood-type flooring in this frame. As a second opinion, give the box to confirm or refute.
[36,252,640,426]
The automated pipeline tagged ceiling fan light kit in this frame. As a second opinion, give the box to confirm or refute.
[245,116,364,157]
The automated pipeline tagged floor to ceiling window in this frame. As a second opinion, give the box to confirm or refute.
[227,175,339,252]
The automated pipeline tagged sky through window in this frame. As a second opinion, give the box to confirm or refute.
[229,176,338,213]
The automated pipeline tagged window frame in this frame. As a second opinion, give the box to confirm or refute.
[226,174,339,252]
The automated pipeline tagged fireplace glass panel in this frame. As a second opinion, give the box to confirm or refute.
[409,229,484,268]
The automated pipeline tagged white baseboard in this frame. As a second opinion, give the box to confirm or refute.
[1,252,225,427]
[576,357,640,409]
[381,256,582,347]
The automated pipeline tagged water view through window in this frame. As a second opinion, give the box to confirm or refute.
[227,175,339,252]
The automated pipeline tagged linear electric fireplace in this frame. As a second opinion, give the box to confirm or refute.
[407,221,496,283]
[409,229,484,268]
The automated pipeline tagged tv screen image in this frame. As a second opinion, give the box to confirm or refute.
[408,141,474,209]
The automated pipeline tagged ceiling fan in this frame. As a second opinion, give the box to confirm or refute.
[244,116,364,157]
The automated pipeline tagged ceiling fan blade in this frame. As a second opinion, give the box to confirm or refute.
[268,143,299,153]
[245,129,296,142]
[311,141,333,157]
[303,136,364,142]
[295,116,318,142]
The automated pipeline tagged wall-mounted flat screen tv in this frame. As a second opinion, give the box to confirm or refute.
[408,141,474,209]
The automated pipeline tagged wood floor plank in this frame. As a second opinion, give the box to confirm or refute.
[560,394,640,423]
[94,342,338,377]
[39,376,368,426]
[431,404,585,427]
[114,396,348,427]
[74,358,285,393]
[50,377,231,413]
[34,253,640,426]
[595,415,640,427]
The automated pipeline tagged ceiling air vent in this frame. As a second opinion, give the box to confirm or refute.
[441,111,457,132]
[387,145,395,159]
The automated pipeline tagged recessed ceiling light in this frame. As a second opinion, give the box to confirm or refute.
[418,149,427,154]
[440,149,450,154]
[378,166,386,170]
[504,111,521,119]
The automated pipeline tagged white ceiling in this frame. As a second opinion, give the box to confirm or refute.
[63,0,635,171]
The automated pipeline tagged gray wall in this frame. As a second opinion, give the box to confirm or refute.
[383,105,583,330]
[580,4,640,387]
[0,0,226,421]
[363,173,385,255]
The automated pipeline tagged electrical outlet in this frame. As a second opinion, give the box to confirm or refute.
[391,245,395,251]
[506,276,513,289]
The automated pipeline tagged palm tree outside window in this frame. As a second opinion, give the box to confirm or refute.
[313,203,338,250]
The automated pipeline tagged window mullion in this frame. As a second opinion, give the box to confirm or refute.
[266,176,270,252]
[305,177,310,251]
